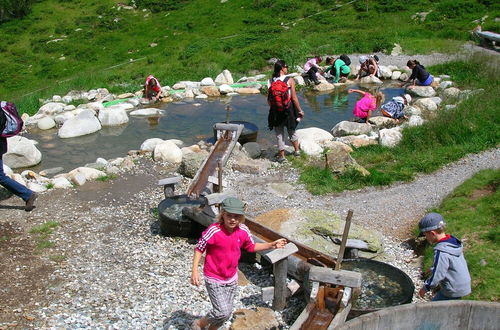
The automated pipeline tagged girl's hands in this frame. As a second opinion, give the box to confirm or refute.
[273,238,287,249]
[348,88,354,93]
[191,269,201,286]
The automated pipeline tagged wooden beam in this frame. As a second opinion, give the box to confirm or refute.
[335,209,353,270]
[289,301,316,330]
[327,303,352,329]
[272,258,288,311]
[157,176,182,186]
[263,243,298,264]
[308,266,362,288]
[213,123,243,131]
[203,191,236,206]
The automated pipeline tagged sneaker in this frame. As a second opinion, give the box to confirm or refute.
[276,157,287,163]
[293,151,300,157]
[25,192,37,212]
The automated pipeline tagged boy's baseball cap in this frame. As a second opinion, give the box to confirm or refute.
[359,55,368,64]
[419,213,446,233]
[221,197,245,215]
[403,94,412,104]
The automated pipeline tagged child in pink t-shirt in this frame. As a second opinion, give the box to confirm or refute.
[349,88,384,123]
[191,197,286,330]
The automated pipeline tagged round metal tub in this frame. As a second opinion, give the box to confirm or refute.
[341,259,415,318]
[158,195,204,238]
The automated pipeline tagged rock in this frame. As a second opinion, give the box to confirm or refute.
[294,75,305,86]
[3,136,42,169]
[445,104,457,110]
[407,86,436,97]
[218,84,234,94]
[378,66,392,79]
[27,182,47,193]
[336,134,378,148]
[360,76,383,84]
[430,97,442,106]
[200,86,221,97]
[37,116,56,130]
[179,151,208,178]
[408,115,425,127]
[172,82,186,90]
[295,127,333,145]
[184,89,195,98]
[127,98,141,106]
[215,69,234,85]
[414,98,438,112]
[68,167,106,181]
[231,307,279,330]
[200,77,215,86]
[109,157,125,166]
[232,156,271,174]
[404,105,421,116]
[235,87,260,94]
[391,43,403,56]
[140,138,164,151]
[399,73,409,81]
[129,108,162,116]
[442,87,461,99]
[12,173,26,186]
[153,141,183,163]
[313,82,335,92]
[61,95,73,104]
[166,139,184,148]
[54,112,75,125]
[3,163,13,176]
[69,173,86,186]
[96,158,108,166]
[51,177,73,189]
[331,121,373,137]
[368,116,396,128]
[379,128,402,148]
[58,110,102,138]
[37,102,65,116]
[118,93,135,99]
[242,142,261,159]
[120,157,135,170]
[195,94,208,99]
[299,139,323,156]
[439,81,453,89]
[306,144,368,176]
[98,106,129,126]
[39,167,64,177]
[391,71,402,80]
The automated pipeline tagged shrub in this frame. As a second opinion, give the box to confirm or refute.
[0,0,34,23]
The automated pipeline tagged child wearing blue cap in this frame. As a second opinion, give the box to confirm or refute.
[418,213,471,301]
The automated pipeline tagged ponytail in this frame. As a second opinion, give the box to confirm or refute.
[273,59,287,78]
[375,92,385,108]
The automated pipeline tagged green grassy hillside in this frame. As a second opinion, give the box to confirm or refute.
[1,0,498,110]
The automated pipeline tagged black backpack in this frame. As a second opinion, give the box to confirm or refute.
[340,54,351,66]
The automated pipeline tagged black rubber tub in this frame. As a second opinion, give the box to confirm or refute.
[158,195,204,238]
[341,259,415,318]
[213,120,258,145]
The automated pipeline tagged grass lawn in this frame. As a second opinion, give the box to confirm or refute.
[421,169,499,301]
[295,55,500,195]
[1,0,499,114]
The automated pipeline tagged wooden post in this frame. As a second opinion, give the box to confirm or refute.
[217,161,223,193]
[335,209,353,270]
[272,258,288,311]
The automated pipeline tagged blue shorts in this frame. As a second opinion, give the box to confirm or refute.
[418,75,434,86]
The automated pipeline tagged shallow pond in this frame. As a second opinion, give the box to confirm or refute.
[25,83,404,172]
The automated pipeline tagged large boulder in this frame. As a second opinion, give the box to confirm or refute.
[442,87,461,99]
[98,106,129,126]
[235,87,260,94]
[153,141,183,163]
[407,86,436,97]
[200,77,215,86]
[360,76,383,84]
[37,116,56,130]
[231,307,279,330]
[306,141,368,176]
[378,66,392,79]
[391,71,402,80]
[51,176,73,189]
[296,127,333,145]
[368,116,396,128]
[179,151,208,178]
[218,84,234,94]
[129,108,162,116]
[54,112,75,125]
[379,127,403,148]
[58,109,102,138]
[232,156,271,174]
[242,142,262,159]
[200,86,221,97]
[299,139,323,156]
[68,167,106,181]
[37,102,65,116]
[331,121,373,137]
[313,82,335,91]
[404,105,422,116]
[3,136,42,169]
[408,115,425,127]
[140,138,164,151]
[414,98,438,112]
[215,69,234,85]
[439,81,453,89]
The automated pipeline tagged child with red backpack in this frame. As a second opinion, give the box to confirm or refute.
[0,101,37,211]
[267,60,304,163]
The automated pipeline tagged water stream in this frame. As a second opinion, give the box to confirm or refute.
[25,83,404,172]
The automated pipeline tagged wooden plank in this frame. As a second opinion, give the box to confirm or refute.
[262,286,274,302]
[272,259,288,311]
[289,301,317,330]
[213,123,243,131]
[308,266,362,288]
[335,209,353,270]
[327,303,352,329]
[157,176,182,186]
[263,243,298,264]
[203,191,235,206]
[261,279,301,302]
[207,176,228,188]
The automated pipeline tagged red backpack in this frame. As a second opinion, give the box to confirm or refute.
[268,77,291,112]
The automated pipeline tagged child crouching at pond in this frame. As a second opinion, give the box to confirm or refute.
[381,94,412,124]
[349,89,384,124]
[191,197,287,330]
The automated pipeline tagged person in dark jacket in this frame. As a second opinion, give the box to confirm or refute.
[0,137,37,211]
[401,59,434,87]
[418,213,472,301]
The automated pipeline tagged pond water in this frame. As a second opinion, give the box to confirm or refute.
[25,83,405,172]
